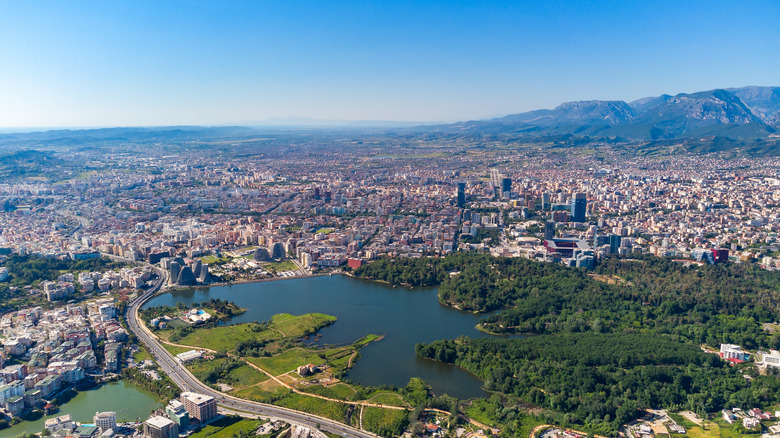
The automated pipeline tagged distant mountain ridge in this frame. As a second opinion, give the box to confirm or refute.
[439,86,780,141]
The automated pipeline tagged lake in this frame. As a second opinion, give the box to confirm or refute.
[3,380,162,437]
[144,275,503,400]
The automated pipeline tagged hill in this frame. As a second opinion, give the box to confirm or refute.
[433,87,780,146]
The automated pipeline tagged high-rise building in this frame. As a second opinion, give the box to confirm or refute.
[180,392,217,423]
[609,234,622,254]
[501,178,512,196]
[544,221,555,241]
[456,183,466,208]
[144,416,178,438]
[94,411,116,433]
[570,193,587,222]
[166,400,189,430]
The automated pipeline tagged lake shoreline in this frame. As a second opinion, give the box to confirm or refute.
[143,274,497,399]
[4,379,163,436]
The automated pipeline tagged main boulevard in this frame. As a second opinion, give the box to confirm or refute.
[116,254,378,438]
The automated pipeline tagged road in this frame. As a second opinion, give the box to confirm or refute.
[116,255,377,438]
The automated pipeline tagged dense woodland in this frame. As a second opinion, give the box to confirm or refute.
[356,253,780,349]
[357,252,780,432]
[417,333,780,435]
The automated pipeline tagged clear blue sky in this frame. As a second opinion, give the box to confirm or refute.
[1,0,778,127]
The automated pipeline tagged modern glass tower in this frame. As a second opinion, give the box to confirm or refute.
[571,192,587,222]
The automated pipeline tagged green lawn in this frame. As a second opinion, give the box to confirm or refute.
[264,260,299,272]
[463,399,499,427]
[234,385,291,404]
[522,415,550,438]
[132,347,152,362]
[299,383,356,400]
[362,407,410,437]
[162,343,194,356]
[363,392,409,407]
[275,392,350,423]
[187,357,269,390]
[271,313,336,337]
[247,348,328,375]
[174,323,270,351]
[189,415,263,438]
[199,255,234,265]
[173,313,336,351]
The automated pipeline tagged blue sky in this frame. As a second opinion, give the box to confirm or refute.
[0,1,778,127]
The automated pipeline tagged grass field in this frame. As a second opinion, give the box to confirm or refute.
[174,323,271,351]
[187,357,269,390]
[270,313,336,337]
[132,346,151,363]
[264,260,299,272]
[275,392,350,423]
[173,312,335,351]
[234,384,291,404]
[517,413,548,438]
[162,343,194,357]
[189,415,263,438]
[247,348,328,375]
[299,383,356,400]
[198,255,234,265]
[362,407,410,437]
[363,392,409,407]
[463,399,499,427]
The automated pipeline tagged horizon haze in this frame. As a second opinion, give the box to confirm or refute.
[1,1,779,128]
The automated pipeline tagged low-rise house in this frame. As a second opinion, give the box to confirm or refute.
[743,416,761,429]
[45,414,74,434]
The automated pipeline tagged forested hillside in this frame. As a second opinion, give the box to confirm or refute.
[417,334,780,434]
[356,253,780,349]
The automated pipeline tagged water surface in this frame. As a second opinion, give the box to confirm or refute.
[4,380,162,437]
[145,275,501,399]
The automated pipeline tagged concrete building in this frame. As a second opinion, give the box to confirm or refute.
[45,414,74,434]
[144,415,178,438]
[94,411,117,433]
[571,192,587,222]
[166,399,189,429]
[180,391,217,423]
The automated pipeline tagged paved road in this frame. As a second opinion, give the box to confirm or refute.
[118,256,377,438]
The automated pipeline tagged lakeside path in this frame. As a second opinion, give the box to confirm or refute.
[156,336,409,410]
[139,265,499,434]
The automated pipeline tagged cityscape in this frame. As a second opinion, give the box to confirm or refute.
[2,1,780,438]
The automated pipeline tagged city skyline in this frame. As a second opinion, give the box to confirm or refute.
[1,0,779,128]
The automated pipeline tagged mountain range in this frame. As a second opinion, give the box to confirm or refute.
[438,86,780,141]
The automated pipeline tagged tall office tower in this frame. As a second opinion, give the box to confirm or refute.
[609,234,622,254]
[456,182,466,208]
[501,178,512,196]
[542,193,550,210]
[571,192,587,222]
[544,221,555,240]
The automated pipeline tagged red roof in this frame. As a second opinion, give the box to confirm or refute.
[726,358,745,364]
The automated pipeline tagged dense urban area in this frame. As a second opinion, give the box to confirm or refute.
[3,129,780,438]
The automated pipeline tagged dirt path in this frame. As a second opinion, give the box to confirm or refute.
[156,334,494,431]
[347,351,358,368]
[424,408,497,434]
[366,393,411,409]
